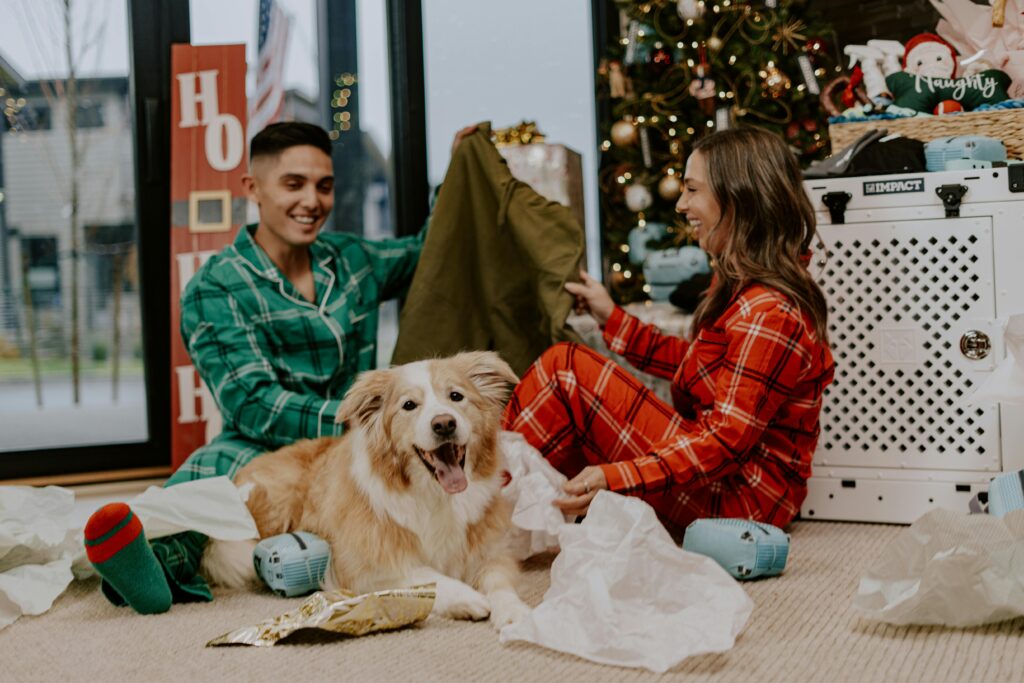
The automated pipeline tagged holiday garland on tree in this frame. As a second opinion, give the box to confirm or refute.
[597,0,840,302]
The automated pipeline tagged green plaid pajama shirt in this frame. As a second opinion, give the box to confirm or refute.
[102,223,425,606]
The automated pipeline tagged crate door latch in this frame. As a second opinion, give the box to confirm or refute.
[822,191,852,224]
[936,184,968,217]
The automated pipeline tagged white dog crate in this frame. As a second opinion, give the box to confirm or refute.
[801,166,1024,523]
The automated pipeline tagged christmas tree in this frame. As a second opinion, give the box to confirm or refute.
[597,0,840,303]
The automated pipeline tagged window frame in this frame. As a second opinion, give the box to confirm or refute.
[0,0,189,482]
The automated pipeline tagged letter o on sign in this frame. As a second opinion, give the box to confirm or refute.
[205,113,244,171]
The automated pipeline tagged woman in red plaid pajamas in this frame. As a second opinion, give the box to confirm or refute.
[503,128,835,535]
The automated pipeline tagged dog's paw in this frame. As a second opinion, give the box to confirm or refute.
[488,591,531,630]
[434,579,491,621]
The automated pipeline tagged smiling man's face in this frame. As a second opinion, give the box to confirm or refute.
[244,144,335,250]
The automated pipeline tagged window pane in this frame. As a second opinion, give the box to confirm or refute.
[189,0,321,119]
[422,0,600,275]
[352,0,398,366]
[0,0,147,452]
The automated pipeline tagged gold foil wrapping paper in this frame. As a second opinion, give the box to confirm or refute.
[207,586,436,647]
[492,121,546,147]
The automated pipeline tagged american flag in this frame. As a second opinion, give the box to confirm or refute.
[249,0,291,136]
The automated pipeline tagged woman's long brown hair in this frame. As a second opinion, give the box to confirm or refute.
[688,127,829,343]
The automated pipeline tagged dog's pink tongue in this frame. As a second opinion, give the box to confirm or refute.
[434,460,467,494]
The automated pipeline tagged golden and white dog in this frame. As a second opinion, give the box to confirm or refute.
[202,351,531,629]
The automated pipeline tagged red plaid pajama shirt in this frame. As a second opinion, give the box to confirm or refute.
[502,284,835,533]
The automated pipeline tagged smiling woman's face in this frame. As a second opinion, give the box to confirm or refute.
[676,150,729,255]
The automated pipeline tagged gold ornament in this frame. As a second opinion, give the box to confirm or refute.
[676,219,698,243]
[772,19,807,54]
[707,36,723,52]
[611,119,639,147]
[658,174,682,201]
[762,64,791,98]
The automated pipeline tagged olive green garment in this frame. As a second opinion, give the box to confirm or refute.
[392,123,583,376]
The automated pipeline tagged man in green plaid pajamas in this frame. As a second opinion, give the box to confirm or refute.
[94,122,479,608]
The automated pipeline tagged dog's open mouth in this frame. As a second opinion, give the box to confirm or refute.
[415,443,468,494]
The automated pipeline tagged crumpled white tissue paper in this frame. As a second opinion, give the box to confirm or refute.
[499,431,571,559]
[0,486,82,630]
[500,490,754,672]
[966,314,1024,405]
[855,508,1024,626]
[0,476,258,631]
[129,476,258,541]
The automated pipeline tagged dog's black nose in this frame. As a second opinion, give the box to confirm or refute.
[431,414,457,437]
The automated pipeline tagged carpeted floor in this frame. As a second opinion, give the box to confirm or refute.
[5,520,1024,682]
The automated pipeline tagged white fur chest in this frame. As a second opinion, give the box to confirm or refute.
[349,430,502,577]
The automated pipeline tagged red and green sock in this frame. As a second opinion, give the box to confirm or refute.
[84,503,172,614]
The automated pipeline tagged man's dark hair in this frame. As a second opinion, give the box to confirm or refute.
[249,121,332,161]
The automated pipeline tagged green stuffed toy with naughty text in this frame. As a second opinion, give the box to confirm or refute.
[885,32,1011,114]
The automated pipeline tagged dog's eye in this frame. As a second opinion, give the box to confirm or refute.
[402,400,417,411]
[449,391,464,402]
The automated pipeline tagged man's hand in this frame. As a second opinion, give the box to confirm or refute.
[564,270,616,326]
[553,465,608,517]
[451,124,478,158]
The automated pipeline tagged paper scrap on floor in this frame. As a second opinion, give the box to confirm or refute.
[855,507,1024,626]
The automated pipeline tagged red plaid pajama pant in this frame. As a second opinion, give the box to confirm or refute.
[502,342,782,535]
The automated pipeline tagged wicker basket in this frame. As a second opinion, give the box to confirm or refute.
[829,108,1024,159]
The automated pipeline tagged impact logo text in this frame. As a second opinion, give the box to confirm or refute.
[863,178,925,195]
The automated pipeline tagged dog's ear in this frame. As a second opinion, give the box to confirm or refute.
[456,351,519,406]
[336,369,392,429]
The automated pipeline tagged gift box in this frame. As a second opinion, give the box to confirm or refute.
[498,142,585,232]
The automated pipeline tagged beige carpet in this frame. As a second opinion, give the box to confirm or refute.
[5,520,1024,682]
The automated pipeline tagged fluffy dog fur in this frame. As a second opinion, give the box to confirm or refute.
[202,351,531,628]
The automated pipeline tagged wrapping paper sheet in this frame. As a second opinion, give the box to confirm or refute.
[855,508,1024,626]
[499,431,571,559]
[500,491,754,672]
[128,476,258,541]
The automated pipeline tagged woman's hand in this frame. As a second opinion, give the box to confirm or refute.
[553,465,608,517]
[565,270,616,326]
[451,124,478,157]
